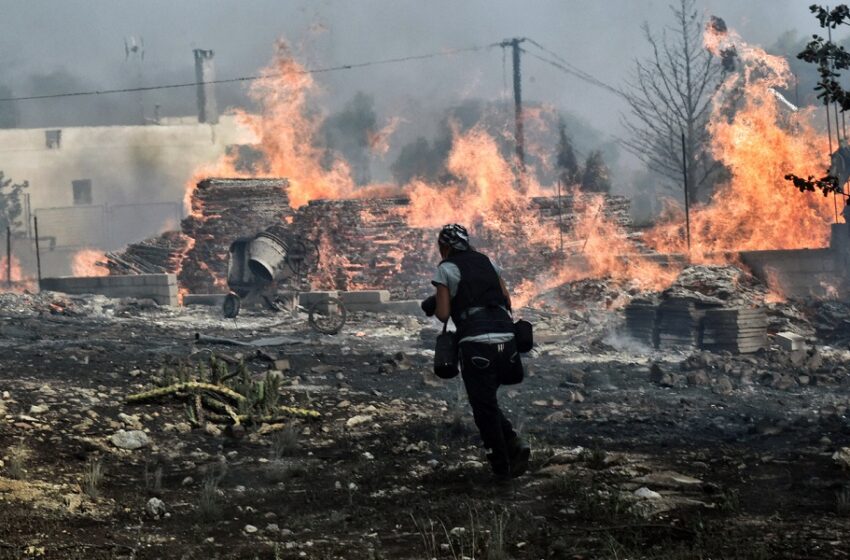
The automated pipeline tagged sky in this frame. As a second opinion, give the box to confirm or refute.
[0,1,843,179]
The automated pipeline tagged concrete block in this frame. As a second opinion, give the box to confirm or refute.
[380,300,422,315]
[776,332,805,352]
[339,290,390,304]
[40,274,180,307]
[299,291,338,307]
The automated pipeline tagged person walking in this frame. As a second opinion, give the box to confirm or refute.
[422,224,530,481]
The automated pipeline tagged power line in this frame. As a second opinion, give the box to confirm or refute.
[520,37,625,99]
[0,42,500,103]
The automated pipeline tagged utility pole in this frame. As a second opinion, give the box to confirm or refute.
[501,37,526,187]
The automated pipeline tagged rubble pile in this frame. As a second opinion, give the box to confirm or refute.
[106,231,192,274]
[811,300,850,343]
[667,343,850,391]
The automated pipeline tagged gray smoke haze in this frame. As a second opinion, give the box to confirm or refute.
[0,1,844,184]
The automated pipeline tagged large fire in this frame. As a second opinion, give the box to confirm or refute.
[180,24,836,307]
[645,26,834,257]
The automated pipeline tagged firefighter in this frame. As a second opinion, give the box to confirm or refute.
[421,224,530,481]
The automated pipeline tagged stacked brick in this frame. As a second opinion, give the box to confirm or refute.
[109,178,633,298]
[105,231,191,275]
[290,197,436,299]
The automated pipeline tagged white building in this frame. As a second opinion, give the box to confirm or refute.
[0,50,255,276]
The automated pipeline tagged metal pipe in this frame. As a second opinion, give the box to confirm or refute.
[511,38,525,174]
[33,215,41,291]
[6,226,10,287]
[681,132,692,256]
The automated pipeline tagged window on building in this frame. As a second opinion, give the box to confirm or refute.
[45,129,61,149]
[72,179,92,205]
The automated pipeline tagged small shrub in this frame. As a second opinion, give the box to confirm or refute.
[6,446,27,480]
[82,458,104,499]
[580,447,607,470]
[837,487,850,515]
[198,474,222,521]
[144,462,163,495]
[270,426,298,459]
[717,488,741,515]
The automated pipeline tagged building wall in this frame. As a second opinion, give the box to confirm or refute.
[0,115,254,250]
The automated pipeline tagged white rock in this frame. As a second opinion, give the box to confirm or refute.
[146,497,167,517]
[634,487,662,500]
[345,414,373,428]
[118,413,142,430]
[244,524,258,534]
[833,447,850,469]
[110,429,150,450]
[29,404,49,415]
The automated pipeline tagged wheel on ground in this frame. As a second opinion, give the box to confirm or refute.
[222,293,241,318]
[308,296,347,334]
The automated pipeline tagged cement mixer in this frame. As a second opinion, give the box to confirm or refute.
[222,229,346,334]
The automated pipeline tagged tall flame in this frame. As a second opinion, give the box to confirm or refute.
[185,41,359,211]
[645,25,834,258]
[179,25,837,306]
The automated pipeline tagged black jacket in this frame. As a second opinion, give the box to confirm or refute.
[442,249,513,339]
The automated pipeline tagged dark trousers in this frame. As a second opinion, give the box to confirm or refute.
[459,339,522,474]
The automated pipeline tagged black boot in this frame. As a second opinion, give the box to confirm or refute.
[485,452,512,484]
[506,436,530,478]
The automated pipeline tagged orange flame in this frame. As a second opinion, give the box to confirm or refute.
[185,41,357,211]
[179,25,838,307]
[71,248,109,277]
[646,25,833,258]
[0,255,35,293]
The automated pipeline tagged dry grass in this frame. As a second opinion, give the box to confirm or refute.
[5,446,27,480]
[270,426,299,459]
[144,462,163,495]
[82,458,104,499]
[198,474,222,521]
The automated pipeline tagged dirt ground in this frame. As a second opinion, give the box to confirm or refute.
[1,292,850,559]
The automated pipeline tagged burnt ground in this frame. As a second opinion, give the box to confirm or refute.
[1,293,850,559]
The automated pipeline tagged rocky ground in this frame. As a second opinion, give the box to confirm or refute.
[1,291,850,559]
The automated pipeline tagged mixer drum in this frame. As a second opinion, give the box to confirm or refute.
[248,232,288,282]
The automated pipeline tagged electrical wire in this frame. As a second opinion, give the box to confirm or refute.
[0,42,500,103]
[520,46,625,99]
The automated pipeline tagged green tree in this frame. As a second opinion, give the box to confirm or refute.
[785,4,850,197]
[581,151,611,193]
[556,119,580,185]
[0,172,28,232]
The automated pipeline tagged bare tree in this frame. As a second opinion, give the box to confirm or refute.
[621,0,725,202]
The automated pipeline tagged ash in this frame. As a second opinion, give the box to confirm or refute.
[1,275,850,559]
